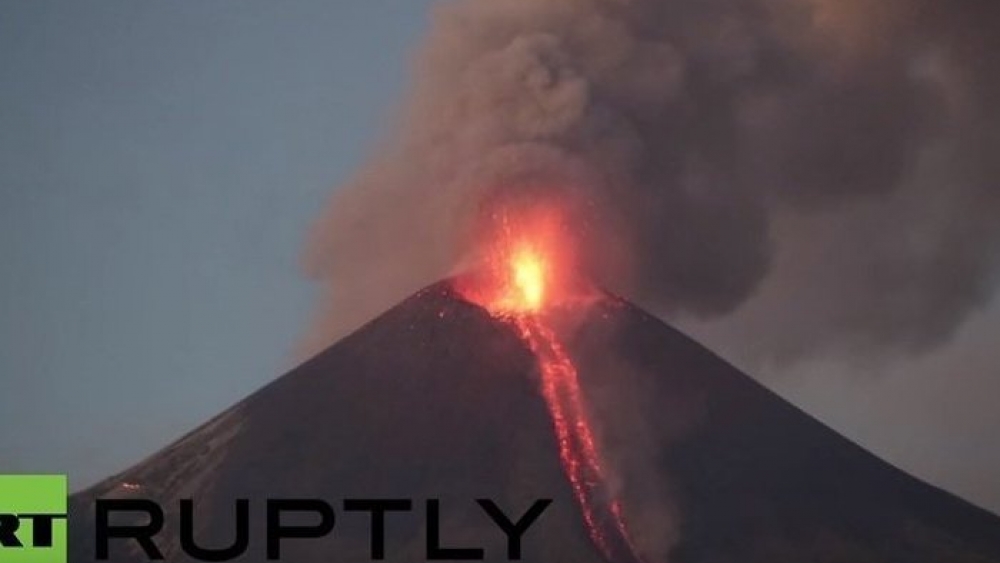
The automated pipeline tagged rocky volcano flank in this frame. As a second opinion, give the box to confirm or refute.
[69,280,1000,562]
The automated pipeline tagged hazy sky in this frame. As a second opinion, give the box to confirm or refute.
[1,0,997,515]
[0,0,431,485]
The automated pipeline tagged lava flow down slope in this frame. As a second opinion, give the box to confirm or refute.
[69,214,1000,563]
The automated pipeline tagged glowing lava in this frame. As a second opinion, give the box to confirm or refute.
[510,246,546,312]
[457,209,645,563]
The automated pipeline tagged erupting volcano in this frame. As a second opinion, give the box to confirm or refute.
[68,206,1000,563]
[456,209,644,563]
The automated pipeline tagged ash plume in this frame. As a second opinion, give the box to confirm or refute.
[302,0,1000,364]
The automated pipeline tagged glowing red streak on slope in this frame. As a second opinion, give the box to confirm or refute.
[512,316,641,561]
[457,207,644,562]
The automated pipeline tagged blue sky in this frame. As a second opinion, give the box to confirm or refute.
[0,0,432,487]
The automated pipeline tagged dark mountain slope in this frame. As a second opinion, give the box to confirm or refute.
[571,296,1000,562]
[69,281,1000,562]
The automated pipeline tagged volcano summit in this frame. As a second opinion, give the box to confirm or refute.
[68,278,1000,562]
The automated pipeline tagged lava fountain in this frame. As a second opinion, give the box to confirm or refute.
[457,206,645,563]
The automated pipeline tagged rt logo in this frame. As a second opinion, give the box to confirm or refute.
[0,475,67,563]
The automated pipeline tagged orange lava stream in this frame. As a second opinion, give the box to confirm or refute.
[511,315,642,562]
[456,208,645,562]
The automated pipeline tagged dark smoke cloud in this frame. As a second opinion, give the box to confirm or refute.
[302,0,1000,363]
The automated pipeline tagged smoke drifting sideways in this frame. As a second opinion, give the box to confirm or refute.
[302,0,1000,366]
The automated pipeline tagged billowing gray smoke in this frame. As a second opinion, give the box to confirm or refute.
[302,0,1000,365]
